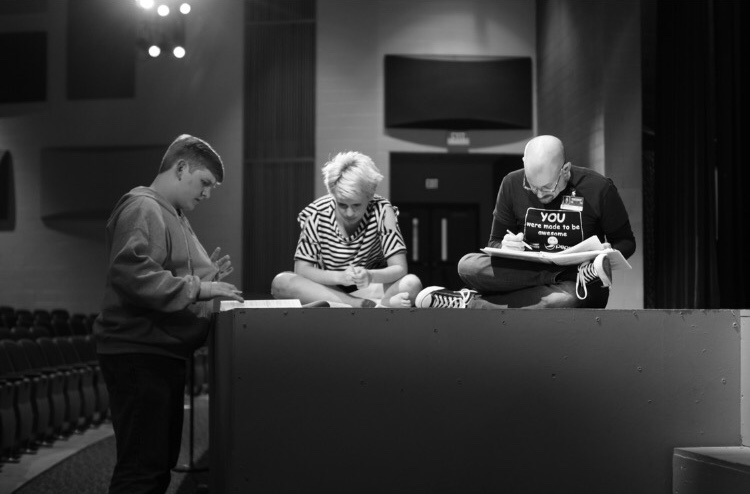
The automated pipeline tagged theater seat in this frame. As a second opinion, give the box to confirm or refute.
[10,326,32,341]
[1,340,51,448]
[51,319,72,338]
[32,309,51,322]
[19,339,67,439]
[36,337,83,435]
[32,312,52,332]
[69,317,89,336]
[0,306,14,320]
[0,307,15,331]
[13,310,33,328]
[50,309,70,321]
[0,344,34,458]
[29,325,51,339]
[0,316,12,331]
[0,376,18,462]
[51,337,97,428]
[70,335,109,422]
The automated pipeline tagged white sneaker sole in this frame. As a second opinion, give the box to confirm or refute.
[415,286,445,308]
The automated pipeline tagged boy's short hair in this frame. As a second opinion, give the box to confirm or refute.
[159,134,224,182]
[322,151,383,199]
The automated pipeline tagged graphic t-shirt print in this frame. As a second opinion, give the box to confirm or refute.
[523,208,584,251]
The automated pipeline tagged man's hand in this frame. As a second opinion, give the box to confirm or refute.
[501,231,526,251]
[198,281,243,302]
[210,247,234,281]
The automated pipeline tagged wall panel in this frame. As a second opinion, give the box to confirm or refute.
[243,0,315,294]
[244,159,314,294]
[66,0,136,99]
[536,0,643,308]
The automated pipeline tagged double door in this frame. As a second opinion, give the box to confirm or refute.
[397,204,479,289]
[390,151,521,289]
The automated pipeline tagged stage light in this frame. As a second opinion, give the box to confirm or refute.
[136,1,189,62]
[138,0,154,9]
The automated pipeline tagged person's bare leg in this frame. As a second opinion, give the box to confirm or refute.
[382,274,422,308]
[376,291,411,308]
[271,272,376,307]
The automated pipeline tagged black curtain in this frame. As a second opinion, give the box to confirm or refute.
[647,0,748,308]
[714,0,749,309]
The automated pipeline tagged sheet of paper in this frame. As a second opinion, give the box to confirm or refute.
[558,235,604,254]
[481,245,632,270]
[219,299,302,311]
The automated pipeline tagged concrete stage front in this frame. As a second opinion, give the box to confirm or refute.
[209,308,743,494]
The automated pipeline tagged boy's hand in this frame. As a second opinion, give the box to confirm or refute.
[210,247,234,280]
[199,281,243,302]
[351,266,372,289]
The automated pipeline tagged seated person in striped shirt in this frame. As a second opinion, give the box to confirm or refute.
[271,151,423,308]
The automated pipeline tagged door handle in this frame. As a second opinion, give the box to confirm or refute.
[412,217,419,262]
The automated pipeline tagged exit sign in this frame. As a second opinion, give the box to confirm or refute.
[446,131,470,146]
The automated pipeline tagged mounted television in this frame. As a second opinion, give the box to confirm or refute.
[384,54,532,130]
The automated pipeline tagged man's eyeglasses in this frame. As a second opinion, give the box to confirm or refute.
[523,165,564,194]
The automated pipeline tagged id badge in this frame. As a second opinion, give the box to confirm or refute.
[561,195,584,212]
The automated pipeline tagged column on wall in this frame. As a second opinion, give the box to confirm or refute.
[243,0,316,295]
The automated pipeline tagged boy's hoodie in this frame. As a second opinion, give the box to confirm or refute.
[93,186,218,360]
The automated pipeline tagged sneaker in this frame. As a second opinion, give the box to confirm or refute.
[416,286,476,309]
[576,253,613,300]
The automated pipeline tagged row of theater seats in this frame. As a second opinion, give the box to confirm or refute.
[0,334,109,463]
[0,306,210,464]
[0,306,96,340]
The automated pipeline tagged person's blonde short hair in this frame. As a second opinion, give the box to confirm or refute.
[322,151,383,199]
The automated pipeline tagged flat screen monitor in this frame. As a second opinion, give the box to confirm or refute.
[384,55,532,130]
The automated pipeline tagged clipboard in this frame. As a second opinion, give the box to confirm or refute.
[481,236,632,270]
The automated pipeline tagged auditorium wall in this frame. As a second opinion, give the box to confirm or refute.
[0,0,244,313]
[316,0,536,200]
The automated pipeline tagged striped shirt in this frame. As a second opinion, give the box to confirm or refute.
[294,195,407,271]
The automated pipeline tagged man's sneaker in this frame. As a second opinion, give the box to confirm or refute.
[416,286,476,309]
[575,253,613,300]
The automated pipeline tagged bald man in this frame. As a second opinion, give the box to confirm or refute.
[417,135,635,309]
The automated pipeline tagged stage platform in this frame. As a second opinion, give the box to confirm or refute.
[210,308,746,494]
[674,446,750,494]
